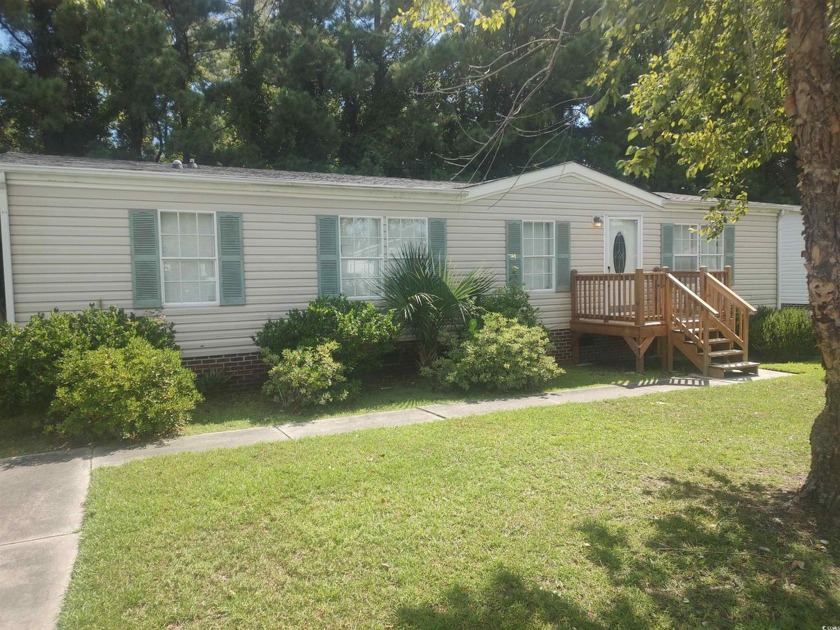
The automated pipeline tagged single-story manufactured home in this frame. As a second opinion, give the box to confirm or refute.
[0,153,804,380]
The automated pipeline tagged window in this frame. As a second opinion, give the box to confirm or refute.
[339,217,431,298]
[160,211,218,305]
[522,221,554,291]
[340,217,383,298]
[387,218,428,258]
[673,224,724,271]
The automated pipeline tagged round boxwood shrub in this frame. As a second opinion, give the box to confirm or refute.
[0,305,177,417]
[751,306,818,361]
[253,296,399,376]
[48,338,202,440]
[424,313,562,391]
[262,342,357,410]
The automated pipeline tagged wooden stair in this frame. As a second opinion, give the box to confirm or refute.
[666,270,759,378]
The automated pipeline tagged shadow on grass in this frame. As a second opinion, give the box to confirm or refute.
[395,471,840,629]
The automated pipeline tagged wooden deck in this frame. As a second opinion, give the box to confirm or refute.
[570,267,758,376]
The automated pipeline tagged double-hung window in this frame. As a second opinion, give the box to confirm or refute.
[673,224,724,271]
[340,217,384,299]
[522,220,555,291]
[338,216,430,298]
[160,211,218,305]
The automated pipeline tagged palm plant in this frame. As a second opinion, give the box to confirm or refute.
[377,244,495,366]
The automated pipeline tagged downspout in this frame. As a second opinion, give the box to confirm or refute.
[0,172,15,323]
[776,209,783,309]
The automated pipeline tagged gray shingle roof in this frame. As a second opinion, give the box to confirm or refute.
[0,153,468,190]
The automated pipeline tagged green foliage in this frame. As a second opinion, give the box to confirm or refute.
[253,297,399,377]
[476,286,540,327]
[73,305,177,351]
[751,307,818,362]
[262,342,356,410]
[378,245,495,366]
[0,306,177,417]
[48,339,201,441]
[195,368,233,398]
[592,0,794,234]
[424,313,562,391]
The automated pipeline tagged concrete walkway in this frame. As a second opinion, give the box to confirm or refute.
[0,368,790,629]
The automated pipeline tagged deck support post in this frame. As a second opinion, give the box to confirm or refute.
[623,335,655,374]
[662,267,674,372]
[571,331,580,365]
[634,268,645,327]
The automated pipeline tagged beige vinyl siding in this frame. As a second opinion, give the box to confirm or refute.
[6,171,781,357]
[779,212,808,305]
[7,178,460,357]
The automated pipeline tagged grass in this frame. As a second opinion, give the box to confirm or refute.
[0,363,673,459]
[59,362,838,629]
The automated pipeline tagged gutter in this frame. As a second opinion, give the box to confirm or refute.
[0,172,14,323]
[0,163,469,204]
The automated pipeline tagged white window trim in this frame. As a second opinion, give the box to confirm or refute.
[339,216,431,300]
[673,223,725,271]
[603,215,644,273]
[522,219,556,292]
[158,209,220,307]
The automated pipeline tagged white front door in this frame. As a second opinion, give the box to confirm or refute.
[605,217,641,273]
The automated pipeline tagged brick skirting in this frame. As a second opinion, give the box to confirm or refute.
[548,328,635,366]
[182,352,267,389]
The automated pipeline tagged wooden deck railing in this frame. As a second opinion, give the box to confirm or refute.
[666,273,720,371]
[702,268,757,357]
[571,266,733,325]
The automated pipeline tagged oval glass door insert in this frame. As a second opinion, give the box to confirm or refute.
[613,232,627,273]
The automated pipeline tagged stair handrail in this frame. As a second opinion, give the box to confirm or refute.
[666,274,720,317]
[704,272,758,314]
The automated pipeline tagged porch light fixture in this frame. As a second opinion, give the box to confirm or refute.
[592,216,604,228]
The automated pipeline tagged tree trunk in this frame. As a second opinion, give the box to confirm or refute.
[786,0,840,526]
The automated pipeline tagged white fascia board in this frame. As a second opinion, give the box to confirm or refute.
[0,172,14,323]
[462,162,667,208]
[1,165,466,205]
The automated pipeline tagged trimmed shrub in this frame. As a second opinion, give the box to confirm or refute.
[751,306,818,361]
[49,338,202,440]
[253,296,399,376]
[1,311,80,416]
[73,305,177,350]
[424,313,562,391]
[0,306,177,416]
[476,286,540,327]
[262,342,356,409]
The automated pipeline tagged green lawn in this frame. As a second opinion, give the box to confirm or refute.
[0,364,673,459]
[59,362,838,629]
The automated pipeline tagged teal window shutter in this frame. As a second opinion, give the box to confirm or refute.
[129,209,162,308]
[661,223,674,269]
[723,224,735,278]
[428,218,447,263]
[217,212,246,305]
[505,220,523,289]
[317,215,340,297]
[555,221,571,292]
